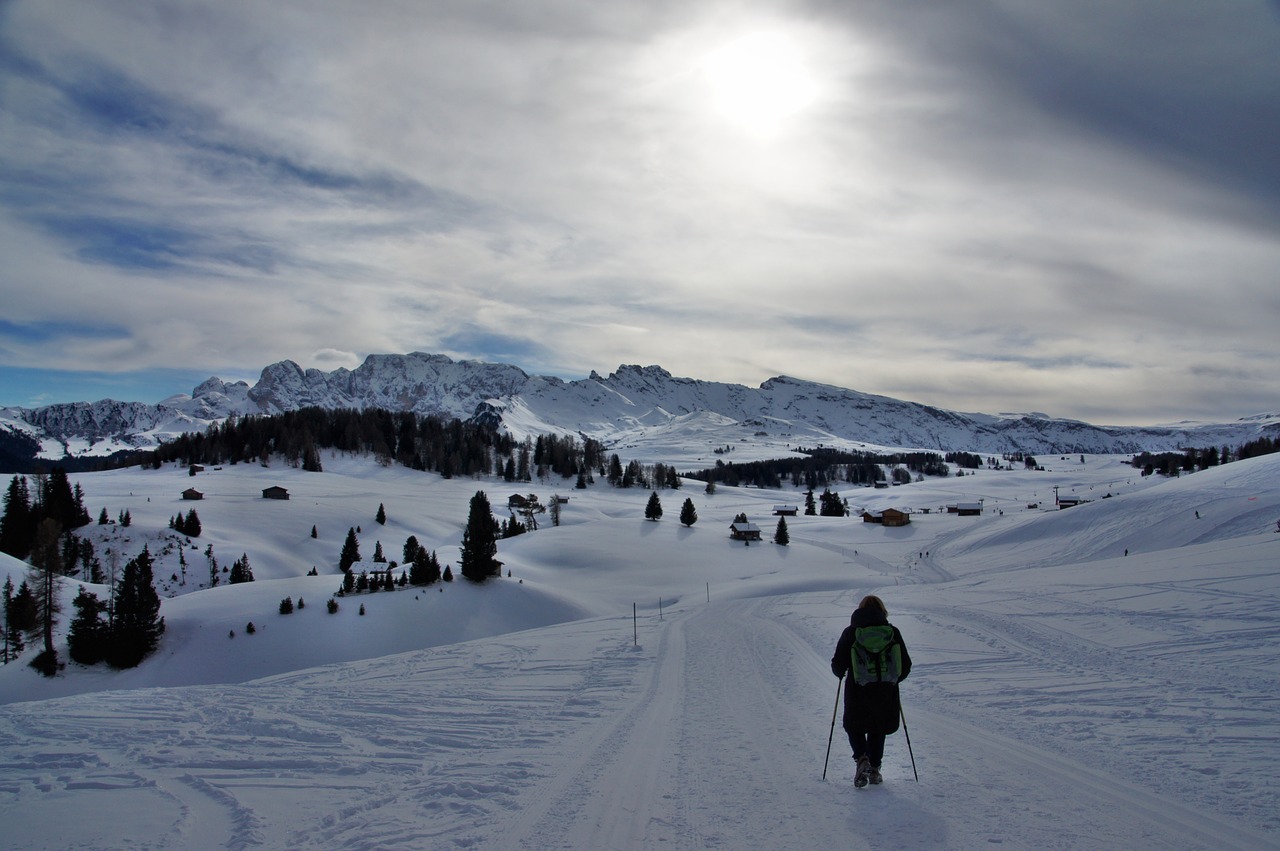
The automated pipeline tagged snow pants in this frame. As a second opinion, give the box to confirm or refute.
[846,730,885,767]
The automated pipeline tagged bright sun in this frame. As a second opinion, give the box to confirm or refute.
[703,32,818,137]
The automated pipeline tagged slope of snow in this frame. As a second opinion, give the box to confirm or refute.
[1,453,1277,849]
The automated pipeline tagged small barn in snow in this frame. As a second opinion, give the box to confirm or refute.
[881,508,911,527]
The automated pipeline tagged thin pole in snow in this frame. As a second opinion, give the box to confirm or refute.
[659,598,663,620]
[633,603,637,646]
[706,582,710,603]
[900,705,919,782]
[823,676,842,781]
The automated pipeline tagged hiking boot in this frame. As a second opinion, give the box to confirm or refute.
[854,756,871,788]
[868,765,883,785]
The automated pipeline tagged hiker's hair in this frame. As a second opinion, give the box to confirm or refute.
[858,595,888,616]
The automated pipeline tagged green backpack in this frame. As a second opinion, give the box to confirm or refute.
[851,624,902,685]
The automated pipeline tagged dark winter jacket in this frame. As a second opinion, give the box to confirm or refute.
[831,605,912,735]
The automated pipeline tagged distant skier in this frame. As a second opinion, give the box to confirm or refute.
[831,595,912,787]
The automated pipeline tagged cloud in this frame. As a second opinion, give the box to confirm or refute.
[1,0,1278,424]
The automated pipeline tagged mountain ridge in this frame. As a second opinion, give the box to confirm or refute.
[2,352,1277,469]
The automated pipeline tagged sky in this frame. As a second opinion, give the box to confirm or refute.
[1,0,1278,425]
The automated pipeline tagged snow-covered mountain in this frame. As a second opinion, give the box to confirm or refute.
[3,352,1277,468]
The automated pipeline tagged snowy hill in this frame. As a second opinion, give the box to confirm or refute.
[1,451,1278,848]
[4,352,1278,469]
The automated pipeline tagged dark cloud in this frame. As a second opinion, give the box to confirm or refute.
[821,0,1280,225]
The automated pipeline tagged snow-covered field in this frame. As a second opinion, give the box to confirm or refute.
[1,451,1278,849]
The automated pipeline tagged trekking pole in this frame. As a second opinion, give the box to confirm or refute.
[900,705,919,782]
[822,676,843,780]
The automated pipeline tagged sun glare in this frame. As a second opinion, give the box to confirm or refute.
[703,32,818,137]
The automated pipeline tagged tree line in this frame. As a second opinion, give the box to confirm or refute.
[145,407,618,483]
[147,407,515,477]
[684,448,951,490]
[1130,435,1279,477]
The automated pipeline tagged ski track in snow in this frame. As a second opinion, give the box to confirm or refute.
[1,592,1277,850]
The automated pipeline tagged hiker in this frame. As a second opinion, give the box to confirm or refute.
[831,595,912,787]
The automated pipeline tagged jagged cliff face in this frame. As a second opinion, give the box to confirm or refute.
[2,353,1276,469]
[245,353,532,417]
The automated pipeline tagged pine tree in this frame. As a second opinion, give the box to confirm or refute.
[42,467,88,531]
[403,535,420,565]
[408,538,436,586]
[339,527,361,572]
[205,544,219,588]
[704,478,716,496]
[502,515,526,538]
[8,580,35,656]
[460,491,500,583]
[774,517,790,546]
[0,475,33,559]
[184,509,201,537]
[680,498,698,527]
[819,488,845,517]
[98,507,110,525]
[68,586,108,665]
[229,553,255,584]
[107,546,165,669]
[375,503,387,525]
[27,518,63,675]
[2,575,24,663]
[645,492,663,521]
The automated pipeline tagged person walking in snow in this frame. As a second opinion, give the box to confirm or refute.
[831,595,912,787]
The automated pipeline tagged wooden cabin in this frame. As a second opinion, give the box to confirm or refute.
[881,508,911,527]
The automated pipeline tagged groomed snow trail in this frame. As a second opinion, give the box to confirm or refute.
[1,592,1275,849]
[487,593,1277,850]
